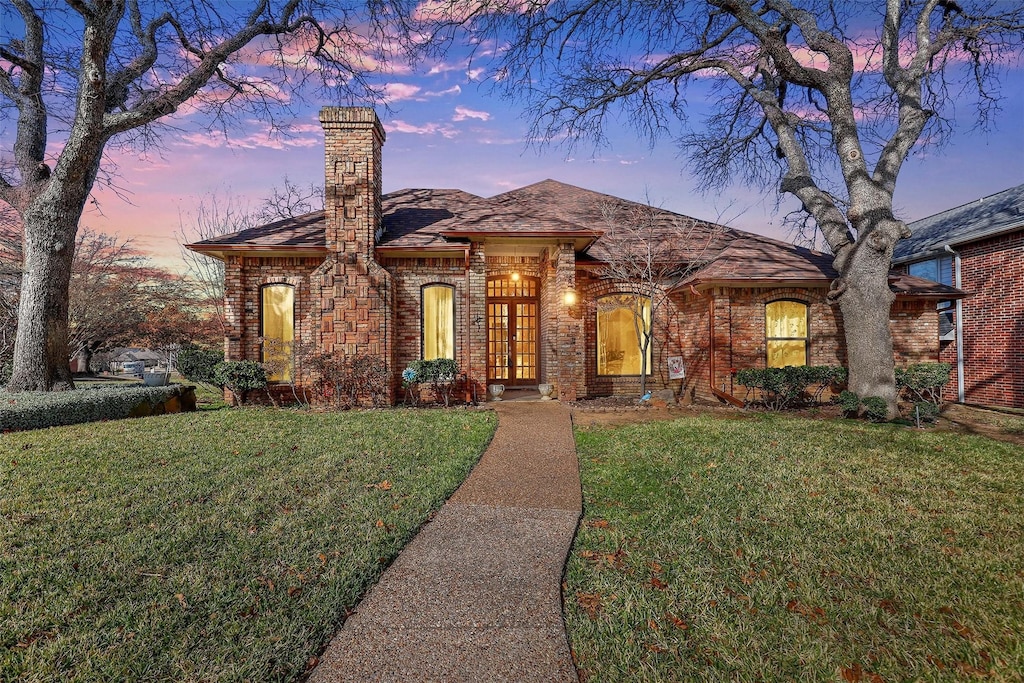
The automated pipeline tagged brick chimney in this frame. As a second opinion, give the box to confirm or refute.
[319,107,385,258]
[315,107,393,398]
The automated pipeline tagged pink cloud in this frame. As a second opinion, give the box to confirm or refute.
[383,83,423,103]
[386,120,459,138]
[452,105,491,121]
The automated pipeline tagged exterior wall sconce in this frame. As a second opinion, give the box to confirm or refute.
[564,290,577,306]
[510,270,520,282]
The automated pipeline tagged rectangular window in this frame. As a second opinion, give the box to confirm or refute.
[422,285,455,360]
[766,300,808,368]
[597,294,652,376]
[908,256,953,286]
[262,285,294,382]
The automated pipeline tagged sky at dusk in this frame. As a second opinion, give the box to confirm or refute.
[9,6,1024,273]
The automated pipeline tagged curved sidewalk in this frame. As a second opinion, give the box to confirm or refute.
[309,401,582,683]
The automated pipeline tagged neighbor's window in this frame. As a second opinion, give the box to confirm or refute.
[261,284,295,382]
[908,256,955,341]
[908,256,953,286]
[765,300,808,368]
[597,294,651,376]
[422,284,455,360]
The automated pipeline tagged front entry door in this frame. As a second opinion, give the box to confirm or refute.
[487,276,539,386]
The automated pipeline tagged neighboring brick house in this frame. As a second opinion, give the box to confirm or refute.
[187,107,957,405]
[892,184,1024,410]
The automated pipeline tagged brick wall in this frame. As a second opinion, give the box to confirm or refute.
[898,229,1023,409]
[956,230,1023,408]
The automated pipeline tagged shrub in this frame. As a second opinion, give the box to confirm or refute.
[735,365,846,410]
[0,385,194,432]
[305,354,390,408]
[896,363,951,406]
[407,358,460,406]
[212,360,267,406]
[913,400,941,424]
[177,346,224,385]
[838,390,860,416]
[861,396,889,422]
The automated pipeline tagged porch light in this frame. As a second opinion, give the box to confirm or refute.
[564,290,578,306]
[510,271,520,282]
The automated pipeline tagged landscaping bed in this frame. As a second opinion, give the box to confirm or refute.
[567,414,1024,681]
[0,407,496,681]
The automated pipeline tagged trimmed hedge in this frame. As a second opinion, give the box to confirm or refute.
[177,347,224,385]
[0,385,196,433]
[734,365,847,410]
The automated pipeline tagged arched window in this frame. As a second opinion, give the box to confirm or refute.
[765,300,808,368]
[261,284,294,381]
[422,284,455,360]
[597,294,651,376]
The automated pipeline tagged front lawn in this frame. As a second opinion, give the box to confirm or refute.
[568,414,1024,681]
[1,407,495,681]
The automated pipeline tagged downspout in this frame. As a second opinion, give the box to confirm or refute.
[944,245,965,403]
[691,285,744,408]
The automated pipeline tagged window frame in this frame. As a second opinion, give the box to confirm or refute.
[420,283,456,361]
[764,299,809,368]
[259,283,295,383]
[595,293,652,377]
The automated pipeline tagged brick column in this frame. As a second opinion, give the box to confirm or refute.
[554,243,585,401]
[224,255,245,361]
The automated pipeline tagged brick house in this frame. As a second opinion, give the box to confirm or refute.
[892,184,1024,410]
[187,107,957,405]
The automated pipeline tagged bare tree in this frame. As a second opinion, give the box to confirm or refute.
[596,200,729,398]
[0,1,406,391]
[431,0,1024,416]
[176,192,254,337]
[177,176,325,336]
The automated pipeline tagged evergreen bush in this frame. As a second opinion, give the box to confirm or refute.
[177,346,224,385]
[212,360,267,406]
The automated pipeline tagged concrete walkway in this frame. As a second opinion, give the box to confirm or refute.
[309,401,582,683]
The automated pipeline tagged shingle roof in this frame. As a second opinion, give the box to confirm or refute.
[892,183,1024,263]
[185,178,957,298]
[186,210,328,256]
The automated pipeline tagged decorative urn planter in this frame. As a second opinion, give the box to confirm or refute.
[488,383,505,401]
[538,383,554,400]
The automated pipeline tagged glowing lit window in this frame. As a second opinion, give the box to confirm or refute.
[261,285,294,381]
[597,294,651,376]
[422,284,455,360]
[765,300,808,368]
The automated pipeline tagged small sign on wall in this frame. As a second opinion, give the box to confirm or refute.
[667,356,685,380]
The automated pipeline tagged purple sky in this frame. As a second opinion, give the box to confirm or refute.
[72,32,1024,271]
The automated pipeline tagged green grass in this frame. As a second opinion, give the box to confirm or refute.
[1,407,495,681]
[568,414,1024,682]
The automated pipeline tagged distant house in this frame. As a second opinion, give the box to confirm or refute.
[186,106,958,405]
[893,184,1024,410]
[109,348,163,374]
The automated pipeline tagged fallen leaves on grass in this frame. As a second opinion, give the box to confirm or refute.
[786,599,827,624]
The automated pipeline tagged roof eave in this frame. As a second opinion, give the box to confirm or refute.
[892,221,1024,264]
[184,243,329,260]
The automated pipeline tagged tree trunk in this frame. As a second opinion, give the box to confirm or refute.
[6,199,80,391]
[832,212,903,420]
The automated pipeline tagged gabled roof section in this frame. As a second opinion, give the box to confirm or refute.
[185,210,328,258]
[684,234,836,286]
[892,183,1024,264]
[377,188,486,252]
[684,233,963,299]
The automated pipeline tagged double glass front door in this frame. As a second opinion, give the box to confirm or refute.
[487,276,538,386]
